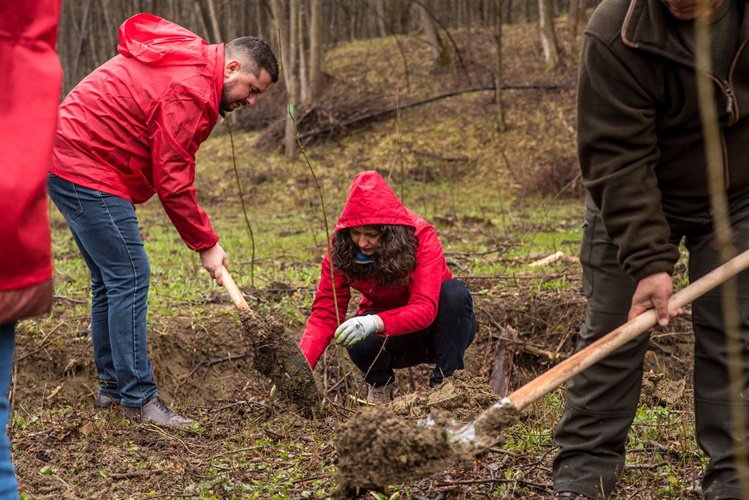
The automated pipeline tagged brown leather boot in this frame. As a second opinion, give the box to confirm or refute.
[94,392,120,409]
[120,398,194,429]
[367,384,393,405]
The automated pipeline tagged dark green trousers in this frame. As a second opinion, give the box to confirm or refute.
[553,195,749,499]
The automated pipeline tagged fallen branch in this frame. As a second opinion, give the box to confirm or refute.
[15,320,66,362]
[409,148,472,162]
[52,294,87,304]
[292,473,333,484]
[179,352,252,387]
[529,251,577,267]
[108,470,161,480]
[480,308,565,362]
[298,84,572,140]
[435,477,552,493]
[207,445,262,460]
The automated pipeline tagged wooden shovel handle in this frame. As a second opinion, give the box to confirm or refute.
[507,247,749,412]
[220,267,251,313]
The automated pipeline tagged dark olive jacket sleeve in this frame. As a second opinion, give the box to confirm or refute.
[577,34,680,280]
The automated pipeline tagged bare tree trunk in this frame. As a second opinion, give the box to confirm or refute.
[205,0,222,43]
[71,0,94,86]
[538,0,561,68]
[225,0,235,40]
[567,0,582,51]
[272,0,299,160]
[494,0,506,132]
[298,3,309,104]
[308,0,323,101]
[255,0,265,40]
[287,0,299,159]
[88,5,103,69]
[375,0,387,37]
[505,0,512,24]
[417,2,449,69]
[193,1,212,42]
[168,0,177,23]
[99,0,116,54]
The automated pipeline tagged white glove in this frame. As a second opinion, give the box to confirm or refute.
[334,316,379,347]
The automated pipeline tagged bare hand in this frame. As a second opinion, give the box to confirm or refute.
[0,279,53,325]
[199,243,228,286]
[628,272,683,327]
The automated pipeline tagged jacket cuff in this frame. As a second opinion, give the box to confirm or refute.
[378,313,405,337]
[189,233,219,252]
[631,260,675,282]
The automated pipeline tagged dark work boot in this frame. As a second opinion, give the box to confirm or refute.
[120,398,194,429]
[367,384,393,405]
[94,392,120,409]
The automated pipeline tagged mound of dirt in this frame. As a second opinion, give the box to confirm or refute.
[389,370,497,421]
[13,304,323,420]
[640,370,687,407]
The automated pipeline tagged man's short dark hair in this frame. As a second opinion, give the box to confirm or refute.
[225,36,279,83]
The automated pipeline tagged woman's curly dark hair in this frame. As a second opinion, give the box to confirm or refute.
[331,224,418,286]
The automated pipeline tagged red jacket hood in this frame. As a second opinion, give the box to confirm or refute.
[117,13,209,67]
[335,171,415,231]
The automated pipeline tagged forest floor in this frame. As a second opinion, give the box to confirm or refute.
[12,21,704,499]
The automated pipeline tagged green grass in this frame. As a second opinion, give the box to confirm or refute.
[13,24,708,499]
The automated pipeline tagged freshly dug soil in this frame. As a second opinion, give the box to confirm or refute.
[239,311,321,417]
[335,372,519,496]
[466,400,519,448]
[389,370,497,421]
[334,407,473,497]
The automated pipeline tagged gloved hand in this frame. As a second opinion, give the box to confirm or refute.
[334,315,379,347]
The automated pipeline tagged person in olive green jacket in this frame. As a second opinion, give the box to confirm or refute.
[554,0,749,499]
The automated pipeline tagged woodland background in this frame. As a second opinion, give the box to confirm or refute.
[58,0,600,156]
[12,1,709,498]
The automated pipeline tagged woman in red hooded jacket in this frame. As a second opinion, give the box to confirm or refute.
[299,171,476,403]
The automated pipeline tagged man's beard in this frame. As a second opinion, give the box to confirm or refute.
[219,97,230,118]
[219,83,234,117]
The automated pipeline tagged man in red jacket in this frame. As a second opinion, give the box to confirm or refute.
[1,0,63,495]
[47,13,278,429]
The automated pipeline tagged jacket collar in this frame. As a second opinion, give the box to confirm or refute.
[621,0,749,62]
[622,0,694,62]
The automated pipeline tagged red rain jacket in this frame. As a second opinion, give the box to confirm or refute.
[0,1,62,290]
[50,13,223,251]
[299,171,453,368]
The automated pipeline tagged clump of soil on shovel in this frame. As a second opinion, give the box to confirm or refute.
[334,407,474,498]
[335,372,519,496]
[239,311,321,417]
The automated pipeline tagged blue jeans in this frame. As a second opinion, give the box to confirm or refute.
[0,324,18,499]
[347,279,476,388]
[47,174,157,407]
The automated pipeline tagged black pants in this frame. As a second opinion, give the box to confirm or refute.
[347,279,476,388]
[554,194,749,500]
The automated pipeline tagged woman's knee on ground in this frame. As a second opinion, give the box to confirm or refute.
[438,279,473,314]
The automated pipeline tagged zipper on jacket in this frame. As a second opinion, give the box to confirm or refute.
[721,134,730,190]
[724,80,735,116]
